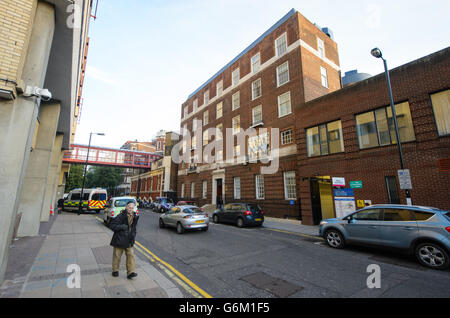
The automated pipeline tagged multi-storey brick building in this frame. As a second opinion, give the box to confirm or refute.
[177,9,341,217]
[295,47,450,225]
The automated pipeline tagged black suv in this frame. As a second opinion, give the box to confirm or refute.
[212,203,264,228]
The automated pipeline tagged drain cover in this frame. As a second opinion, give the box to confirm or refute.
[240,272,303,297]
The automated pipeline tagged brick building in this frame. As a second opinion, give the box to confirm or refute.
[177,9,341,216]
[295,47,450,225]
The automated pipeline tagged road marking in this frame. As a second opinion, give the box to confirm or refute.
[94,216,212,298]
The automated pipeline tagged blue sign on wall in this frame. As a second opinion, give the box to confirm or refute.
[333,188,354,197]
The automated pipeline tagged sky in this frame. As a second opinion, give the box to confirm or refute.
[74,0,450,149]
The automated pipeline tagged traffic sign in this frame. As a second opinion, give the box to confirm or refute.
[349,181,363,189]
[398,169,412,190]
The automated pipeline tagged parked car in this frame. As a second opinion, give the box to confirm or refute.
[319,204,450,270]
[212,203,264,228]
[153,197,174,213]
[159,205,209,234]
[64,188,108,213]
[103,196,139,226]
[176,201,197,206]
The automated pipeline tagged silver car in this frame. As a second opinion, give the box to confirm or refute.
[159,205,209,234]
[319,204,450,269]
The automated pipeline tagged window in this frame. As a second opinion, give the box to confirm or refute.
[202,181,207,199]
[232,115,240,135]
[320,66,328,88]
[232,68,240,86]
[383,209,414,221]
[204,91,209,105]
[356,102,415,149]
[234,177,241,199]
[275,33,287,57]
[252,105,263,125]
[184,107,188,118]
[191,182,195,198]
[181,183,185,198]
[276,61,289,87]
[385,176,400,204]
[306,120,344,157]
[203,130,209,145]
[252,78,262,100]
[234,144,241,157]
[216,123,223,140]
[413,211,434,221]
[232,91,240,111]
[192,118,198,132]
[284,171,296,200]
[216,101,223,119]
[216,150,223,162]
[255,175,265,199]
[193,99,198,112]
[251,53,260,73]
[430,89,450,136]
[248,133,269,161]
[317,38,325,58]
[281,129,293,145]
[203,110,209,126]
[216,80,223,97]
[191,135,197,150]
[278,91,291,117]
[352,209,382,221]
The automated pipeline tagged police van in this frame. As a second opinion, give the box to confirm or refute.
[64,188,108,213]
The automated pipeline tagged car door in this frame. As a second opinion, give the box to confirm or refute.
[220,204,234,223]
[378,208,418,248]
[230,204,244,223]
[344,208,383,245]
[165,207,179,227]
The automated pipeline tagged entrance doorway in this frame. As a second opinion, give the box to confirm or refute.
[212,171,225,206]
[310,176,334,225]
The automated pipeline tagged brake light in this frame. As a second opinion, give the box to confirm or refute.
[136,209,139,216]
[261,210,263,215]
[245,211,252,216]
[446,227,450,234]
[111,210,114,217]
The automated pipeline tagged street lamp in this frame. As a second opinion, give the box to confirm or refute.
[371,48,412,205]
[78,132,105,215]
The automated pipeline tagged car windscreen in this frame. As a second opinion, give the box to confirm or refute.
[92,193,106,200]
[184,207,203,214]
[247,204,261,212]
[114,199,136,208]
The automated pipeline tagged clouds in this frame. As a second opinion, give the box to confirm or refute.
[365,4,382,29]
[85,65,121,87]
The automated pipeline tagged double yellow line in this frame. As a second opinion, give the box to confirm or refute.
[94,216,212,298]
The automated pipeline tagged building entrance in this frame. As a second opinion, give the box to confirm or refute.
[310,176,334,225]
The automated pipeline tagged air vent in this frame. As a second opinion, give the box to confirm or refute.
[438,158,450,172]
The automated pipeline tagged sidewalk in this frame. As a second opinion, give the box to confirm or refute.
[0,212,183,298]
[263,217,320,237]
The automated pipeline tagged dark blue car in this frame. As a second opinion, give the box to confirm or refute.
[212,203,264,228]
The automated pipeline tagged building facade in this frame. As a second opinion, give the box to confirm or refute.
[0,0,93,283]
[177,9,341,217]
[295,47,450,225]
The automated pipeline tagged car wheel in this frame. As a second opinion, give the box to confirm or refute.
[325,229,345,249]
[236,218,244,228]
[415,242,449,270]
[176,222,185,234]
[213,215,219,224]
[159,218,165,229]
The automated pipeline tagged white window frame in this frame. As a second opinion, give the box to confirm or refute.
[181,183,185,198]
[202,180,207,199]
[193,99,198,112]
[283,171,297,200]
[191,182,195,198]
[203,110,209,126]
[275,32,287,57]
[281,129,293,145]
[203,130,209,145]
[252,105,263,125]
[232,115,240,135]
[278,91,292,118]
[216,101,223,119]
[252,78,262,100]
[204,90,209,105]
[216,80,223,97]
[276,61,289,87]
[216,123,223,140]
[232,91,240,111]
[255,175,265,199]
[317,38,325,58]
[234,177,241,199]
[232,68,240,86]
[321,66,328,88]
[251,53,260,73]
[183,107,188,119]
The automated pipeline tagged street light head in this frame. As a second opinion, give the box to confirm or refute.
[97,133,105,136]
[371,48,383,59]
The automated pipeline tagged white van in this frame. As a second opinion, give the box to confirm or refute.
[64,188,108,214]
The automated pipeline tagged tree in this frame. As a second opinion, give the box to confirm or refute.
[65,165,84,193]
[85,166,123,195]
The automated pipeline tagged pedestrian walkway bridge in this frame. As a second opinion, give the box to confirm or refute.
[63,144,163,169]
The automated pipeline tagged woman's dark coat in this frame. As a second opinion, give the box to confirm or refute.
[109,211,139,249]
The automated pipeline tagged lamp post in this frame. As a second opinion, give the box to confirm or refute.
[78,132,105,215]
[371,48,412,205]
